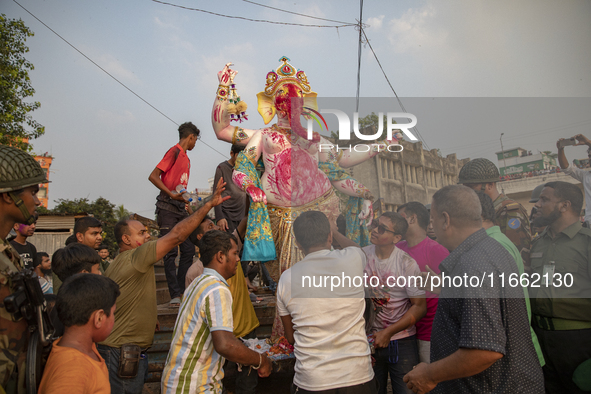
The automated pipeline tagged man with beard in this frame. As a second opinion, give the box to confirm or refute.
[530,181,591,393]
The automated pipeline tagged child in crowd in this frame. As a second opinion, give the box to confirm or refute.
[38,274,120,394]
[52,243,102,282]
[97,244,112,274]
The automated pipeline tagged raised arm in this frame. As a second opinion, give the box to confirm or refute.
[212,63,258,145]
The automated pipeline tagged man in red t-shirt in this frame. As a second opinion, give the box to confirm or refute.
[148,122,200,305]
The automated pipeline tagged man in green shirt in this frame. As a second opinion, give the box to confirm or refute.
[530,181,591,393]
[98,179,230,394]
[475,191,544,366]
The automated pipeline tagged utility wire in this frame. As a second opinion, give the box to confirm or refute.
[241,0,354,25]
[152,0,354,28]
[12,0,227,158]
[355,0,364,112]
[360,27,430,150]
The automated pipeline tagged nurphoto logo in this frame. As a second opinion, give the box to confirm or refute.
[304,110,419,152]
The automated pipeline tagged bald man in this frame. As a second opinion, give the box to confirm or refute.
[404,185,543,394]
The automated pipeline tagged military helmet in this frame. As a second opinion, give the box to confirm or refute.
[0,145,48,193]
[458,158,500,184]
[529,183,546,203]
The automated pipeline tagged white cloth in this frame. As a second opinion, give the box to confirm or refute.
[276,247,374,391]
[564,165,591,224]
[362,245,425,341]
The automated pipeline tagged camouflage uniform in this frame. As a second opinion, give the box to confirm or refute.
[0,239,28,394]
[494,194,532,272]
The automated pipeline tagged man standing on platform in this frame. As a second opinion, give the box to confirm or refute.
[149,122,200,306]
[214,144,248,233]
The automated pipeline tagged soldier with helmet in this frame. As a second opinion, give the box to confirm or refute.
[458,158,532,271]
[0,145,49,393]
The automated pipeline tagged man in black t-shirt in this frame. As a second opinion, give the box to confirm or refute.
[10,221,38,269]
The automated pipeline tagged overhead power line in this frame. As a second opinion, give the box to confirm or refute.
[355,0,364,112]
[241,0,354,25]
[151,0,355,28]
[359,27,430,150]
[12,0,227,158]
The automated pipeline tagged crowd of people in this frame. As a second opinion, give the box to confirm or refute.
[0,127,590,394]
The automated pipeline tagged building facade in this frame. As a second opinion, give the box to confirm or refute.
[496,147,557,176]
[33,153,53,208]
[346,138,470,211]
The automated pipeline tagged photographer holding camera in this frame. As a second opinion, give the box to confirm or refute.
[557,134,591,227]
[0,145,54,394]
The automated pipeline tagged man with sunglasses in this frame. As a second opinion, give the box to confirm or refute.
[148,122,200,306]
[363,212,426,394]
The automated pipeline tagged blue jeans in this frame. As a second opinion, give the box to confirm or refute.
[97,344,149,394]
[157,209,195,299]
[373,335,419,394]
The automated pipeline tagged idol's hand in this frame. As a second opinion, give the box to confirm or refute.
[246,185,267,204]
[218,63,237,86]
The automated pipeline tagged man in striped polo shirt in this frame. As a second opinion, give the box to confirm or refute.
[162,230,272,393]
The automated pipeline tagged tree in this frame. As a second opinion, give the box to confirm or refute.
[115,204,131,221]
[0,15,44,151]
[51,197,119,254]
[357,112,401,140]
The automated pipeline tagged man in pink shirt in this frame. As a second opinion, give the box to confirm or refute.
[148,122,200,306]
[396,202,449,364]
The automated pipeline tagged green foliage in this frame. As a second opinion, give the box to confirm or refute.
[115,204,131,221]
[51,197,119,254]
[357,112,402,139]
[358,112,387,130]
[0,15,44,151]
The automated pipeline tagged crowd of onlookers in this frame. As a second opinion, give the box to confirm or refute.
[1,131,590,394]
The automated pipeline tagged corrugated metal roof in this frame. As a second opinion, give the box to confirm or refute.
[36,215,75,230]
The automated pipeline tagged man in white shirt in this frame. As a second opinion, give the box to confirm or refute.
[276,211,377,394]
[557,134,591,225]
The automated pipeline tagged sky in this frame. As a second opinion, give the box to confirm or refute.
[3,0,591,217]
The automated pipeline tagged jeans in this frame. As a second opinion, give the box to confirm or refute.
[157,209,195,299]
[373,335,419,394]
[97,344,149,394]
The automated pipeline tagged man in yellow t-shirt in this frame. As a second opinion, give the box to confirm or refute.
[98,179,230,394]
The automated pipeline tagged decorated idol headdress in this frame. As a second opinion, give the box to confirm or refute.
[257,56,318,125]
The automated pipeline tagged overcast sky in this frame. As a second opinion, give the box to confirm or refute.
[3,0,591,217]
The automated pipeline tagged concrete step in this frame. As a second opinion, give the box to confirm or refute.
[155,273,168,291]
[156,288,171,305]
